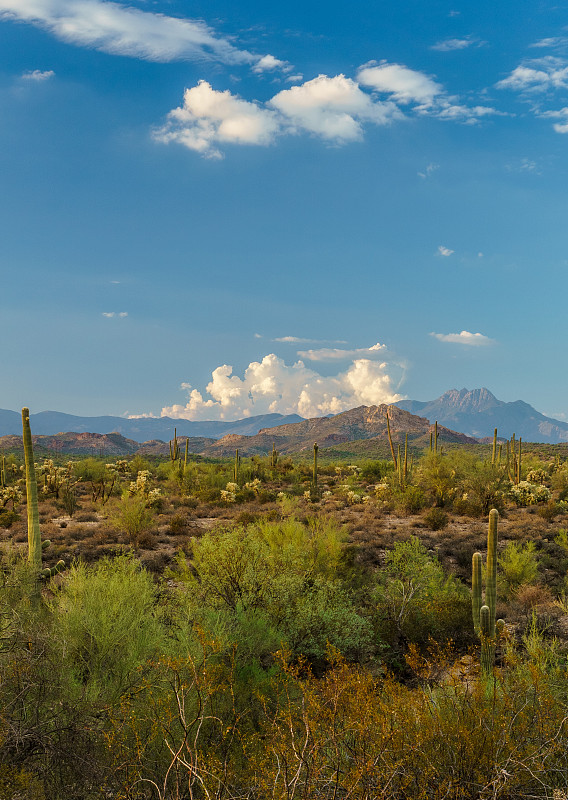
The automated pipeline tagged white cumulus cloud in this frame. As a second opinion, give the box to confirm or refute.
[252,54,292,74]
[0,0,256,64]
[269,73,402,141]
[102,311,127,318]
[430,330,493,346]
[153,81,280,158]
[438,245,454,256]
[159,353,404,420]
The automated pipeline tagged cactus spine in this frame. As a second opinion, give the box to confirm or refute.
[234,449,241,484]
[22,408,64,583]
[472,509,502,674]
[491,428,497,465]
[434,421,438,454]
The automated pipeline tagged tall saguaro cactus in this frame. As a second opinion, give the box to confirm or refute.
[472,509,503,674]
[313,442,318,490]
[22,408,64,581]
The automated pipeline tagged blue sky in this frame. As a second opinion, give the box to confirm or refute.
[1,0,568,421]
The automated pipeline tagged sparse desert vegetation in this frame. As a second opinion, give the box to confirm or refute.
[3,418,568,798]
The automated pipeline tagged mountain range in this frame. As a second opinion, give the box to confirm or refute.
[395,388,568,443]
[0,405,475,458]
[1,388,567,456]
[0,409,302,442]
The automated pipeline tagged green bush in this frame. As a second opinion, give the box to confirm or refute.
[498,541,539,599]
[49,556,166,701]
[424,507,449,530]
[108,496,154,547]
[371,537,471,660]
[173,518,371,663]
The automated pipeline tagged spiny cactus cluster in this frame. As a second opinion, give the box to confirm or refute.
[472,509,504,674]
[22,408,65,581]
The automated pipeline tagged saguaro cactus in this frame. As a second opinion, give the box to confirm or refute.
[313,442,318,489]
[472,509,503,674]
[22,408,64,580]
[234,449,241,484]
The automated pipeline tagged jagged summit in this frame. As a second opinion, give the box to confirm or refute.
[397,389,568,443]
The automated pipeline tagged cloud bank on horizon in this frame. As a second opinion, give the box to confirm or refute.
[152,350,404,421]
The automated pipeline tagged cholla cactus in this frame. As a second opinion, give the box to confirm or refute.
[0,485,23,509]
[510,481,550,506]
[221,487,237,503]
[525,468,548,485]
[244,478,262,496]
[129,470,162,507]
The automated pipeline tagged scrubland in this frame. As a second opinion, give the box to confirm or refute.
[2,445,568,798]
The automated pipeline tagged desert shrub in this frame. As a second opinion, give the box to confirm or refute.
[360,460,392,482]
[416,452,461,508]
[537,500,559,521]
[397,485,426,514]
[371,537,471,662]
[49,556,166,702]
[423,507,449,530]
[461,460,508,516]
[0,509,19,528]
[173,518,371,663]
[498,541,539,599]
[107,496,154,548]
[168,513,188,534]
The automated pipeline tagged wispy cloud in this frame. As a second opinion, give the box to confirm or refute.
[274,336,348,344]
[539,107,568,133]
[102,311,128,318]
[431,36,483,52]
[496,56,568,92]
[430,330,494,346]
[418,162,439,178]
[357,61,442,105]
[0,0,257,65]
[21,68,55,81]
[438,245,454,257]
[154,353,404,420]
[297,343,386,361]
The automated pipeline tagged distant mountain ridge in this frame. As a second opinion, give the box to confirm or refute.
[195,404,477,457]
[0,405,477,457]
[0,409,303,442]
[396,388,568,443]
